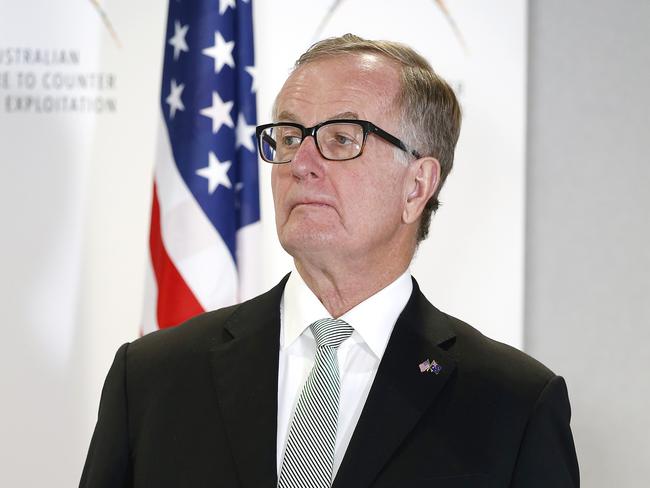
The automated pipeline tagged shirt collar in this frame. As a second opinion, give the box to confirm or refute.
[280,268,413,359]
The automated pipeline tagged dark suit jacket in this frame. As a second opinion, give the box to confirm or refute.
[80,277,579,487]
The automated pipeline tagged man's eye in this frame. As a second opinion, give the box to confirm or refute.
[281,135,302,147]
[334,133,355,145]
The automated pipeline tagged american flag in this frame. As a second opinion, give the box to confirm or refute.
[142,0,261,333]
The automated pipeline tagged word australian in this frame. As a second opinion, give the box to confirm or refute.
[0,48,80,66]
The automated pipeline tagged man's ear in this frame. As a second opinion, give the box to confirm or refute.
[402,157,440,224]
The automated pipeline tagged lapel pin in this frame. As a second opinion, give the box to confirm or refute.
[419,358,442,375]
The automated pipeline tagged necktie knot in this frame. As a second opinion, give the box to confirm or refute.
[310,318,353,349]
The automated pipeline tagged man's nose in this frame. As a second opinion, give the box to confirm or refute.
[290,135,324,180]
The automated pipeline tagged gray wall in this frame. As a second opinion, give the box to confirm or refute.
[526,1,650,486]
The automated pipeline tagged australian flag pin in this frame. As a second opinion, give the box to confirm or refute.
[419,358,442,375]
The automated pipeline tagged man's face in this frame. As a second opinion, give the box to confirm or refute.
[271,54,412,266]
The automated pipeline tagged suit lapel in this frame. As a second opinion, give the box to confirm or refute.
[209,277,288,488]
[333,279,457,488]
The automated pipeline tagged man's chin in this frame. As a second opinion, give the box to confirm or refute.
[278,229,340,258]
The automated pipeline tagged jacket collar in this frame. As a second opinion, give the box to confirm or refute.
[333,278,457,488]
[209,276,288,488]
[209,276,457,488]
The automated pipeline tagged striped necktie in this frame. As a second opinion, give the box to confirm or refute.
[278,318,354,488]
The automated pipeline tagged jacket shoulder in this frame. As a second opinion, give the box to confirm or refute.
[443,312,556,402]
[129,303,239,359]
[127,275,289,363]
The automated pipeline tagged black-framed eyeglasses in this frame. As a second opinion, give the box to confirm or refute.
[255,119,421,164]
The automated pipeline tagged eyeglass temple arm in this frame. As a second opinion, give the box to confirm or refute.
[370,125,421,159]
[262,133,277,150]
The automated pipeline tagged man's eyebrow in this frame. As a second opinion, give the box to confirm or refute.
[276,110,300,122]
[275,111,360,123]
[330,111,359,120]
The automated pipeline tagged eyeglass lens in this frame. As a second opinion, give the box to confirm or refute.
[259,123,364,163]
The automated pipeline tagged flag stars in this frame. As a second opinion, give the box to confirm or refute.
[165,79,185,119]
[202,31,235,73]
[168,21,189,60]
[196,152,232,193]
[236,113,256,152]
[200,91,234,134]
[244,65,258,93]
[219,0,236,15]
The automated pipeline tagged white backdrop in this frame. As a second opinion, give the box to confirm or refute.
[0,1,525,486]
[0,1,166,486]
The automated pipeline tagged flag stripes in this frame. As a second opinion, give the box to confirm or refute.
[143,0,260,333]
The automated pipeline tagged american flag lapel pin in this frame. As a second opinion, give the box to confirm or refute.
[418,359,431,372]
[419,358,442,375]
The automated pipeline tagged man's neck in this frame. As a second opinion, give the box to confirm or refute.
[293,257,411,318]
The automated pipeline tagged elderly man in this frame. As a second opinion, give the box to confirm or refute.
[81,34,579,487]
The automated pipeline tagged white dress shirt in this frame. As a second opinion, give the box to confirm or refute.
[276,269,413,477]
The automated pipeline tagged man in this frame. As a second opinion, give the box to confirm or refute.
[81,34,579,487]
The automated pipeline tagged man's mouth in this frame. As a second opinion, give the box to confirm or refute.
[290,197,335,211]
